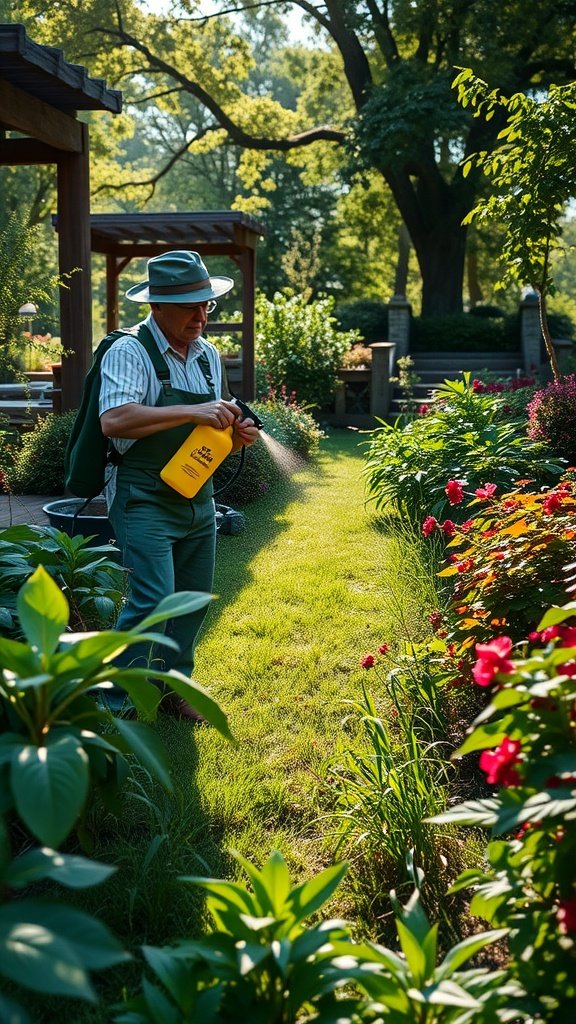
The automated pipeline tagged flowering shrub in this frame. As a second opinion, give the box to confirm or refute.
[431,604,576,1019]
[434,478,576,651]
[362,374,562,523]
[528,373,576,464]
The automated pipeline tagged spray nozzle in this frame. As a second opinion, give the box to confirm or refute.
[233,397,264,430]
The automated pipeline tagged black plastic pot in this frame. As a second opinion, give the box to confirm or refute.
[42,498,115,546]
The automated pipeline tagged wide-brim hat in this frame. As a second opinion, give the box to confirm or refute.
[125,250,234,303]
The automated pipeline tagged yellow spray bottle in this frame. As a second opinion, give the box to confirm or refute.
[160,398,263,499]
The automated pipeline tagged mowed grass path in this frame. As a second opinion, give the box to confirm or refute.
[180,427,409,880]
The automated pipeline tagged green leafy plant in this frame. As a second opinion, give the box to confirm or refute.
[322,673,450,899]
[431,607,576,1019]
[114,849,362,1023]
[0,523,127,635]
[0,566,232,848]
[362,375,562,523]
[334,299,388,345]
[255,291,357,410]
[115,849,517,1024]
[4,410,77,494]
[0,816,128,1021]
[411,312,518,353]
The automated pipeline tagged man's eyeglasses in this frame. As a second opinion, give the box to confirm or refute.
[174,300,217,314]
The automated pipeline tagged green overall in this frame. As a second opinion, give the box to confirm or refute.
[108,337,218,696]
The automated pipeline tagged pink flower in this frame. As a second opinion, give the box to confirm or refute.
[475,483,497,500]
[479,737,522,786]
[378,643,390,655]
[541,625,562,643]
[557,895,576,934]
[472,636,514,686]
[472,379,484,392]
[560,626,576,647]
[422,515,439,537]
[445,480,465,505]
[360,654,375,669]
[418,404,430,415]
[441,519,456,537]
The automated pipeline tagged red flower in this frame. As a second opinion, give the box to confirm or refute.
[456,559,474,573]
[460,519,475,532]
[422,515,439,537]
[479,737,522,786]
[557,895,576,934]
[528,630,541,642]
[429,611,443,631]
[472,636,514,686]
[418,404,430,415]
[541,625,562,643]
[441,519,456,537]
[445,479,465,505]
[447,643,456,658]
[378,643,390,655]
[472,378,484,392]
[543,493,563,515]
[475,482,497,500]
[502,499,521,512]
[493,551,505,560]
[560,626,576,647]
[561,662,576,677]
[360,654,375,669]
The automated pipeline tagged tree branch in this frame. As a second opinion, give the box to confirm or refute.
[365,0,400,66]
[93,23,346,149]
[92,126,219,199]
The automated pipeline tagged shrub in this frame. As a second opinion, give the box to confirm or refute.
[429,478,576,661]
[467,304,506,319]
[362,375,563,524]
[255,291,356,409]
[333,298,388,343]
[411,312,519,352]
[432,609,576,1019]
[527,373,576,464]
[5,410,76,495]
[214,397,323,505]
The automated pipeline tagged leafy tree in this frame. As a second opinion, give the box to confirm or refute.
[454,70,576,379]
[12,0,576,314]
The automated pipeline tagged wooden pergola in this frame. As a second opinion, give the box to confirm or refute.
[0,23,122,410]
[86,211,265,400]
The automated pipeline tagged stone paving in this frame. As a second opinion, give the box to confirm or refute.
[0,494,56,529]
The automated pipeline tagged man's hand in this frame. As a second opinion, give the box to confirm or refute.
[232,415,260,451]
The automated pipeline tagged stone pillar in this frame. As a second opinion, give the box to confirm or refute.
[387,294,411,360]
[520,290,541,373]
[370,342,396,420]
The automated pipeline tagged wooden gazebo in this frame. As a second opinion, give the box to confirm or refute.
[0,23,122,410]
[86,211,265,400]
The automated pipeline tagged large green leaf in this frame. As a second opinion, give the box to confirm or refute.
[16,567,69,657]
[3,847,116,889]
[113,719,173,791]
[0,636,41,676]
[287,862,348,924]
[140,669,234,741]
[11,735,90,846]
[0,991,30,1024]
[0,904,92,1000]
[436,929,508,979]
[12,903,129,970]
[136,591,213,631]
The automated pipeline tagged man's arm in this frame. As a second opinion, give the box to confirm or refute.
[100,399,241,439]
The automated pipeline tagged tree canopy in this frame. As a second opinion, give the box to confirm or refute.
[7,0,576,313]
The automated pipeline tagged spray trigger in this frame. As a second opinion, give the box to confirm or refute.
[232,397,264,430]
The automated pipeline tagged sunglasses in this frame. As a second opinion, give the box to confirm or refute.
[174,300,217,314]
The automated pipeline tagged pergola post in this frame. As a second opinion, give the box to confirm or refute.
[240,247,256,400]
[57,122,93,410]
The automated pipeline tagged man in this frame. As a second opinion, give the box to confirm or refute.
[98,250,259,718]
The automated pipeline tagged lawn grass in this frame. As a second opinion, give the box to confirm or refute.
[29,427,453,1021]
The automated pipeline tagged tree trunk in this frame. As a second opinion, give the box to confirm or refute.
[393,222,411,296]
[416,222,468,316]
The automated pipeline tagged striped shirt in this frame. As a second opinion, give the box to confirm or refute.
[98,313,223,505]
[99,313,223,456]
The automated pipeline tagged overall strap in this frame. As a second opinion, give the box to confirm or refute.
[132,324,215,396]
[132,323,173,395]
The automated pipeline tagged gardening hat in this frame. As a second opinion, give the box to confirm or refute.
[125,250,234,304]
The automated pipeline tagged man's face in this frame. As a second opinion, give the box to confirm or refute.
[152,301,214,348]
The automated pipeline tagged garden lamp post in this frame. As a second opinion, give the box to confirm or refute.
[17,302,38,370]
